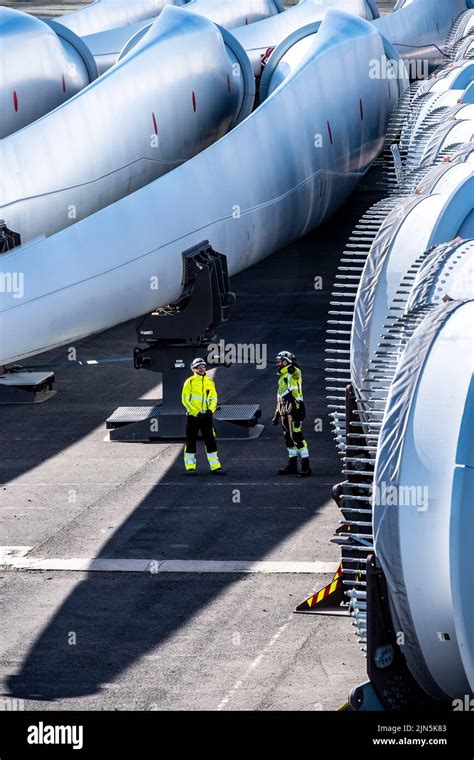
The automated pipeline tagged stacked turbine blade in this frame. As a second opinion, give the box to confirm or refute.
[325,9,474,658]
[446,8,474,58]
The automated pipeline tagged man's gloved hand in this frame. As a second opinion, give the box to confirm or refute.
[272,411,280,426]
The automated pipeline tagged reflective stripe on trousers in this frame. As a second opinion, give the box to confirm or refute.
[282,415,309,458]
[207,451,221,471]
[184,451,196,470]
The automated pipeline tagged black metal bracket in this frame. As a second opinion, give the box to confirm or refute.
[135,240,235,351]
[359,554,447,712]
[106,241,261,441]
[0,220,21,254]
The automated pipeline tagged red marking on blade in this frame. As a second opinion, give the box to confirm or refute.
[13,91,18,112]
[227,74,231,93]
[359,98,364,121]
[152,111,158,134]
[245,17,248,24]
[327,120,333,145]
[192,91,196,112]
[62,74,66,93]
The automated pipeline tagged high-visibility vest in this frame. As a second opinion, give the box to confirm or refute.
[277,365,303,402]
[181,373,218,416]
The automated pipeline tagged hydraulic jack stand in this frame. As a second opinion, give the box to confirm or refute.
[106,241,262,441]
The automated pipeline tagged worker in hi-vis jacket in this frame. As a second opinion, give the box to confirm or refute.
[181,357,224,475]
[272,351,311,477]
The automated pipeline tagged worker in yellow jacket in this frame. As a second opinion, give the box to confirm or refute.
[272,351,311,477]
[181,357,224,475]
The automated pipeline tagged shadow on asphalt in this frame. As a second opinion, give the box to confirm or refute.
[3,195,377,700]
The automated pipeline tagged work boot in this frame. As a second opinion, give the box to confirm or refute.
[298,459,312,478]
[185,469,196,476]
[278,458,298,475]
[211,467,226,475]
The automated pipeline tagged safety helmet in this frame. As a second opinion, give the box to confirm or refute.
[275,351,295,364]
[190,357,207,371]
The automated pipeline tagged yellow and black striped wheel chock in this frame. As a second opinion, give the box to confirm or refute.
[294,564,348,616]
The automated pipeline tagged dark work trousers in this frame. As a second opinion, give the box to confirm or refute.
[281,413,309,457]
[185,413,218,454]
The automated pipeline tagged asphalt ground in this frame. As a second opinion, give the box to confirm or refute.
[0,189,388,711]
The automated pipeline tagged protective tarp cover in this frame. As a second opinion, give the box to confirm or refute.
[454,8,474,43]
[419,117,473,168]
[351,195,423,395]
[373,300,464,699]
[455,35,474,61]
[414,62,467,100]
[413,144,474,196]
[406,240,467,310]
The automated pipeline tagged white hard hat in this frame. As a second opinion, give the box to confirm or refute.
[190,357,207,371]
[275,351,295,363]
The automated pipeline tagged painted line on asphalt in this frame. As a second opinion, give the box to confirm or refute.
[0,552,338,575]
[217,616,292,711]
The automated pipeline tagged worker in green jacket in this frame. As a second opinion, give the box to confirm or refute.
[272,351,311,477]
[181,357,224,475]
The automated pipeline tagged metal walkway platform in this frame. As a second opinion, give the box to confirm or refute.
[106,403,262,441]
[0,371,56,404]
